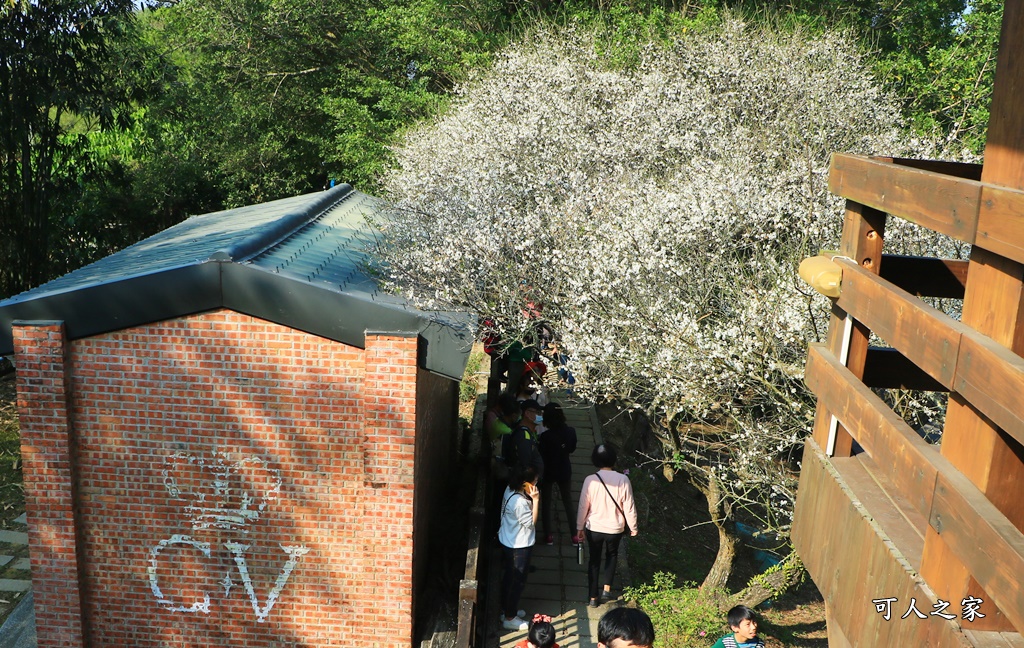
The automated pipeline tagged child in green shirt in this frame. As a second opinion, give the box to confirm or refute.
[711,605,765,648]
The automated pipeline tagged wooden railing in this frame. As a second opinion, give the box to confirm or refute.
[453,463,486,648]
[805,154,1024,636]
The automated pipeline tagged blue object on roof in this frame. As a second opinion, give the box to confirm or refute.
[0,184,473,381]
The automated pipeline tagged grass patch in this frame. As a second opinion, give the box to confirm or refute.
[459,349,485,403]
[0,377,22,529]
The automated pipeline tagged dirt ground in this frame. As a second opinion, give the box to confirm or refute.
[596,402,827,647]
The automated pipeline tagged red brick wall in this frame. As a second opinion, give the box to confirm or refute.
[13,322,87,648]
[15,310,445,647]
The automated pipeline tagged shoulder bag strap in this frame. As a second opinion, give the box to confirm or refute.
[595,472,629,531]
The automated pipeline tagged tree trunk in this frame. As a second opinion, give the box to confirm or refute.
[728,552,805,609]
[699,470,737,591]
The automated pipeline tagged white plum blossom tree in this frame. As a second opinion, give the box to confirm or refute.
[374,18,964,603]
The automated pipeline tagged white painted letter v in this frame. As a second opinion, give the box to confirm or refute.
[225,542,311,623]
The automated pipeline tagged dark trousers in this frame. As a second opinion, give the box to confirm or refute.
[585,528,622,599]
[540,477,575,537]
[500,545,532,619]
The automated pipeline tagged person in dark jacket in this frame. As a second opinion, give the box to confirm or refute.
[504,399,545,478]
[538,402,577,545]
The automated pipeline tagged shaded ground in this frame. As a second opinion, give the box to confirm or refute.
[596,402,827,647]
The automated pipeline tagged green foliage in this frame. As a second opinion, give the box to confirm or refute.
[460,350,485,402]
[624,572,726,647]
[1,0,1001,297]
[874,0,1001,153]
[0,382,22,521]
[139,0,508,206]
[0,0,140,296]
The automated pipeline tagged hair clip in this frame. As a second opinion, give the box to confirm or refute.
[532,613,553,624]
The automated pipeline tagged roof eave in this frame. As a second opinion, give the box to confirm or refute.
[0,261,474,382]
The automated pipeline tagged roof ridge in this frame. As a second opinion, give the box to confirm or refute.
[208,183,354,262]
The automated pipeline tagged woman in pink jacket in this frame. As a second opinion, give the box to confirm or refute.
[574,444,638,608]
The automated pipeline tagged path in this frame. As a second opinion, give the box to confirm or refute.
[0,512,35,648]
[485,394,632,648]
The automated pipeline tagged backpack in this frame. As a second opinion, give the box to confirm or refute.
[502,425,532,468]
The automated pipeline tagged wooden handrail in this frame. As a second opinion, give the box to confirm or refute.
[834,258,968,388]
[829,154,982,244]
[805,343,1024,633]
[806,344,940,516]
[828,155,1024,268]
[832,258,1024,448]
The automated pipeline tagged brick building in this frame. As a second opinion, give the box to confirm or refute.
[0,184,473,647]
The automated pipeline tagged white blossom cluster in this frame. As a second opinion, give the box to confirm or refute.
[375,20,965,536]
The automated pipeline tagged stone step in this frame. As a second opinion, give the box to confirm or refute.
[0,531,28,545]
[0,579,29,592]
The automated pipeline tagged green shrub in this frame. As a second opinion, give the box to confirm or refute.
[623,572,725,647]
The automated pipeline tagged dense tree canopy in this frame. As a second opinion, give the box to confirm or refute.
[0,0,1003,298]
[374,18,966,598]
[0,0,139,295]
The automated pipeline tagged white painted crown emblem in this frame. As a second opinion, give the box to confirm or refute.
[163,453,283,532]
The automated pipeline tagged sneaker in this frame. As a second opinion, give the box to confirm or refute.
[545,533,554,545]
[501,615,529,631]
[600,591,616,603]
[588,598,600,608]
[517,609,526,618]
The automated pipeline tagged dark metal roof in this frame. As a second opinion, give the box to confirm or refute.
[0,184,474,381]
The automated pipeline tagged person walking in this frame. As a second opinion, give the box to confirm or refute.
[539,402,577,545]
[574,444,638,608]
[499,466,541,631]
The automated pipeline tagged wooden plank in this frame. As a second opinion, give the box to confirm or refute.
[963,630,1024,648]
[835,260,966,389]
[805,344,939,517]
[828,154,981,244]
[976,184,1024,265]
[464,506,484,585]
[825,603,854,648]
[1003,632,1024,648]
[863,347,947,391]
[791,440,831,584]
[982,0,1024,191]
[840,453,926,567]
[795,442,975,648]
[953,331,1024,448]
[453,598,475,648]
[877,157,984,181]
[929,465,1024,635]
[879,254,968,299]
